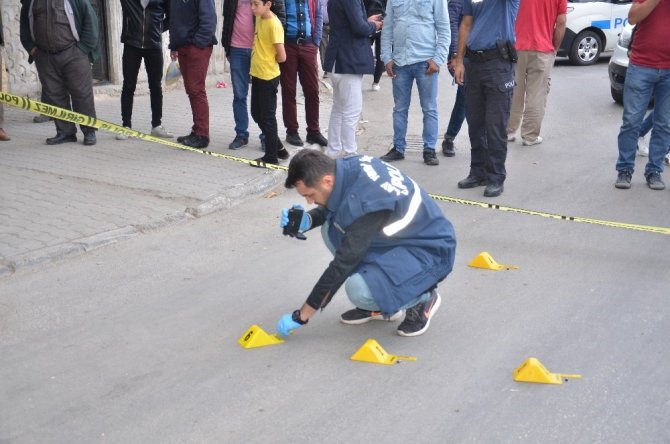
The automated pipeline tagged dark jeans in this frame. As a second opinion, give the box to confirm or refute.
[639,110,653,138]
[121,44,164,128]
[178,45,213,137]
[464,57,515,184]
[445,69,467,139]
[280,42,320,134]
[251,76,281,163]
[34,45,96,135]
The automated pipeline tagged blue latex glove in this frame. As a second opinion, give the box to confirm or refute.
[279,204,311,232]
[276,313,303,337]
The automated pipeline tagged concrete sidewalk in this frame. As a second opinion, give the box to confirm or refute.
[0,76,351,275]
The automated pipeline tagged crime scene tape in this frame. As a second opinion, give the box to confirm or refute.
[2,91,668,236]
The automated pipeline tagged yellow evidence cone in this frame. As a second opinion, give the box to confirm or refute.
[350,339,417,365]
[513,357,582,384]
[238,324,284,349]
[468,251,519,271]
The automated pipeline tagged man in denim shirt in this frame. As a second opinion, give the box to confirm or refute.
[379,0,450,166]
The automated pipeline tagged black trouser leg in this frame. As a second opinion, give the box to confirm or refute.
[121,44,143,128]
[143,48,165,128]
[251,76,280,163]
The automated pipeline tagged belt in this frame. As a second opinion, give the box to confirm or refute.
[39,43,75,55]
[466,48,500,62]
[285,37,312,45]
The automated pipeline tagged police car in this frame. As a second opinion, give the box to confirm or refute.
[557,0,632,66]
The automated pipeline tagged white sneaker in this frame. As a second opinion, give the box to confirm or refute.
[636,135,649,157]
[151,125,174,138]
[522,136,543,146]
[507,133,516,142]
[664,153,670,166]
[116,133,129,140]
[371,83,380,91]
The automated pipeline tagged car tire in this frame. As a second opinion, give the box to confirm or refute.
[611,87,623,104]
[569,30,602,66]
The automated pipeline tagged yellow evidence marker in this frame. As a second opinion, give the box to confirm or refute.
[468,251,519,271]
[513,357,582,384]
[350,339,417,365]
[238,324,284,349]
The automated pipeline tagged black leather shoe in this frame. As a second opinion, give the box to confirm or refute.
[306,132,328,147]
[46,133,77,145]
[442,137,455,157]
[177,132,195,144]
[457,175,487,189]
[277,148,290,160]
[286,132,304,147]
[83,132,97,146]
[483,182,504,197]
[180,134,209,149]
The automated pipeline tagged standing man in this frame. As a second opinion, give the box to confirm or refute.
[507,0,567,146]
[118,0,173,141]
[453,0,520,198]
[0,7,10,142]
[280,0,328,148]
[222,0,285,150]
[379,0,450,166]
[440,0,465,157]
[614,0,670,191]
[20,0,100,146]
[275,150,456,338]
[169,0,217,149]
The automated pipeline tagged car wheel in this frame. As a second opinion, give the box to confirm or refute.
[569,30,602,66]
[611,87,623,104]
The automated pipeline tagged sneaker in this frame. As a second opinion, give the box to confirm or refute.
[645,171,665,190]
[423,149,439,166]
[614,170,632,189]
[371,83,380,91]
[286,132,304,147]
[277,148,290,160]
[442,137,455,157]
[397,290,442,337]
[665,153,670,167]
[340,308,403,325]
[306,132,328,147]
[380,147,405,162]
[33,115,53,123]
[228,136,248,150]
[179,134,209,149]
[522,136,543,146]
[177,132,195,144]
[507,133,516,142]
[83,131,97,146]
[637,135,649,157]
[116,133,129,141]
[151,125,174,138]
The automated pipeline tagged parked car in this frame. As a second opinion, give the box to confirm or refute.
[557,0,632,66]
[608,23,633,104]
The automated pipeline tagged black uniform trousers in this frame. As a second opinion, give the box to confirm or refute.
[464,57,515,185]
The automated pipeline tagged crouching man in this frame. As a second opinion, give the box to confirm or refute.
[276,149,457,337]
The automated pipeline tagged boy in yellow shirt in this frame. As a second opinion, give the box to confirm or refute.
[249,0,288,166]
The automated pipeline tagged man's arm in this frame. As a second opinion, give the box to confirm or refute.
[194,0,217,47]
[77,0,100,62]
[453,14,472,85]
[299,210,392,321]
[628,0,661,24]
[19,0,36,56]
[430,0,450,68]
[552,13,566,53]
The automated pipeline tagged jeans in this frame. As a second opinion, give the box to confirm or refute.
[616,64,670,175]
[251,76,281,163]
[229,47,252,139]
[445,83,466,139]
[320,222,430,312]
[392,61,439,152]
[121,44,164,128]
[178,44,213,138]
[639,110,653,138]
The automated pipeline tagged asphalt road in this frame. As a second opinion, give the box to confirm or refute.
[1,58,669,443]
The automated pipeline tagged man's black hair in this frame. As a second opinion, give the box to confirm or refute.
[285,149,336,188]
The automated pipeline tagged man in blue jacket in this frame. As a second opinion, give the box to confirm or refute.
[276,149,456,338]
[169,0,217,149]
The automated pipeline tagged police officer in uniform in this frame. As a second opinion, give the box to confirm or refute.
[453,0,520,197]
[275,149,457,338]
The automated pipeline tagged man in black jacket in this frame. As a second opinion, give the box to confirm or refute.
[222,0,285,150]
[118,0,172,140]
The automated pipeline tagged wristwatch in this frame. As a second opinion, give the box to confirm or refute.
[292,309,308,325]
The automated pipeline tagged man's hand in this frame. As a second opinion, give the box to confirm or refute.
[170,50,178,61]
[368,14,383,32]
[30,47,37,56]
[280,204,311,232]
[425,59,440,75]
[276,313,303,337]
[453,61,465,86]
[385,61,396,78]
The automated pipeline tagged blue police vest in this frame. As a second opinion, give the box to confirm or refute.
[326,155,457,314]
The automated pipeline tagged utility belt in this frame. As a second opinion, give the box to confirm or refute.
[285,36,313,46]
[466,40,517,63]
[38,43,75,55]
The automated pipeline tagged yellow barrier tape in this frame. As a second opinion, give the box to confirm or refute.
[2,91,668,236]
